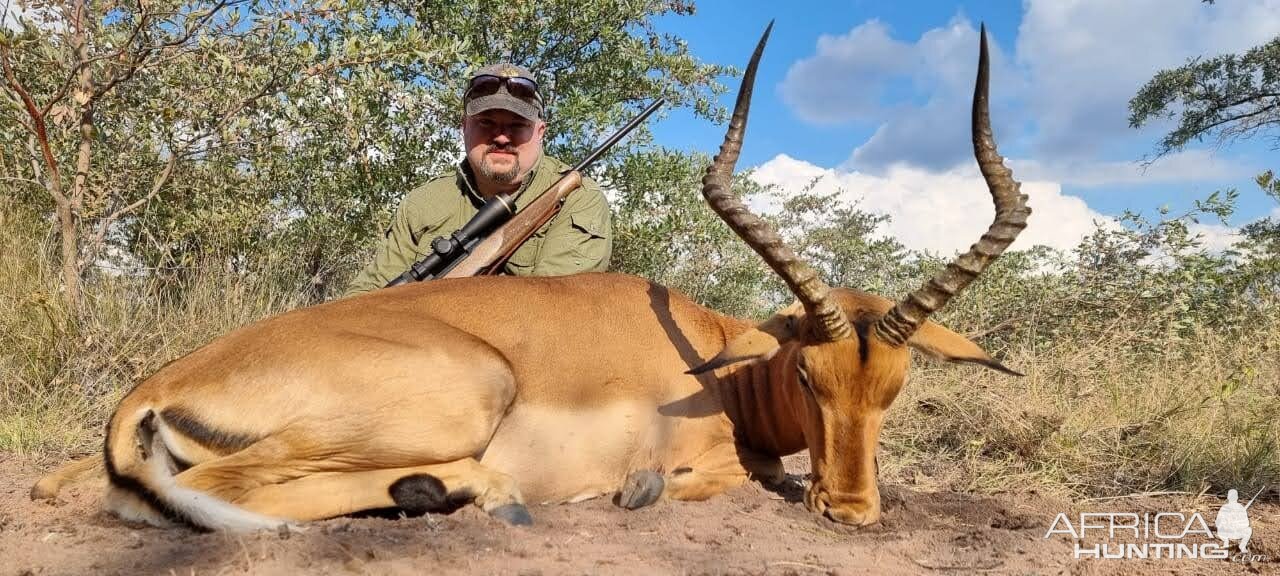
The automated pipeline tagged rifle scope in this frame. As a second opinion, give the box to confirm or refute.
[384,193,515,286]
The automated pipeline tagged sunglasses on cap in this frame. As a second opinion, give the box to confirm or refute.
[464,75,541,102]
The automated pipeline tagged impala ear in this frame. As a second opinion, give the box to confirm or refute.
[907,321,1022,376]
[687,303,803,375]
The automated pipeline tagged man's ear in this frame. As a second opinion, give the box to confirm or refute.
[688,302,802,375]
[907,321,1022,376]
[534,119,547,140]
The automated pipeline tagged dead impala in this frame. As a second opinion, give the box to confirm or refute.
[32,23,1028,530]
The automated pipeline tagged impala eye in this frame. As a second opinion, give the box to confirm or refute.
[797,362,812,391]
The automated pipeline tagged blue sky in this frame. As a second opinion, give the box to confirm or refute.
[647,0,1280,253]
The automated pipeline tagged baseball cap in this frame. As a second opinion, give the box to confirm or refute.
[464,63,544,121]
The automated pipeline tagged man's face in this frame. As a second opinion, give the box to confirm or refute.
[463,109,546,189]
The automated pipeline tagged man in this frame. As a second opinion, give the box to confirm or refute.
[345,63,612,296]
[1215,489,1253,553]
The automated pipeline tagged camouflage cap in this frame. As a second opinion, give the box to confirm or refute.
[464,63,544,121]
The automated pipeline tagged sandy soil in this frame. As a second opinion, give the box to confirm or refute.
[1,452,1274,575]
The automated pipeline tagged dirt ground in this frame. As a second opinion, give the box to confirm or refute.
[1,452,1274,576]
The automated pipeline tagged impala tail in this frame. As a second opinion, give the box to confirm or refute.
[103,405,284,532]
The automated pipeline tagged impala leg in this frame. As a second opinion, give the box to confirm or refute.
[31,453,105,500]
[232,458,531,525]
[665,442,783,501]
[170,434,311,502]
[618,442,783,509]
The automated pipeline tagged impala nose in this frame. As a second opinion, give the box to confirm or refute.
[811,487,881,526]
[823,504,878,526]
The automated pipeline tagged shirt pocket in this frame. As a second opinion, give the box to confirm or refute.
[502,225,550,275]
[567,212,609,260]
[408,211,463,259]
[569,212,608,241]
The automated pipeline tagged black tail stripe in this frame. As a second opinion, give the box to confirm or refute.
[160,406,259,452]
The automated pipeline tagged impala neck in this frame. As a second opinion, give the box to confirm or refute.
[710,330,811,457]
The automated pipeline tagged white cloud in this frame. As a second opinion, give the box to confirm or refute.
[748,153,1264,257]
[751,154,1111,255]
[779,16,1018,172]
[2,0,60,32]
[778,20,911,125]
[845,96,970,173]
[1017,0,1280,159]
[1188,221,1242,254]
[760,0,1278,258]
[1010,149,1251,188]
[777,1,1278,184]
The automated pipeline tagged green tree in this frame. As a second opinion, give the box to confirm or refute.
[607,148,777,319]
[1236,171,1280,294]
[1128,36,1279,157]
[770,181,910,297]
[0,0,438,308]
[1128,15,1279,305]
[388,0,728,161]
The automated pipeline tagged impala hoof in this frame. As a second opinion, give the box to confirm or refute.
[490,503,533,526]
[618,470,664,510]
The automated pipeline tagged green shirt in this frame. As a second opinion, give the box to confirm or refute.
[345,154,612,296]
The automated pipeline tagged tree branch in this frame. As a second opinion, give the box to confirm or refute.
[69,0,93,213]
[1198,101,1280,141]
[42,3,148,117]
[0,176,46,188]
[89,153,176,262]
[0,42,67,206]
[24,136,42,183]
[92,0,232,100]
[965,315,1024,340]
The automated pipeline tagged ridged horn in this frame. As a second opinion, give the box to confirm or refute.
[875,24,1031,347]
[701,21,853,342]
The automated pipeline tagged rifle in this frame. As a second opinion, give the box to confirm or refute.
[385,98,664,287]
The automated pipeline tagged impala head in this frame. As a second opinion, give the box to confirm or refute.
[692,23,1030,526]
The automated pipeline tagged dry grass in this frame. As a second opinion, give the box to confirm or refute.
[0,206,310,464]
[884,313,1280,498]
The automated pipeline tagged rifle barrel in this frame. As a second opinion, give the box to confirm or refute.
[1244,486,1265,509]
[571,99,665,173]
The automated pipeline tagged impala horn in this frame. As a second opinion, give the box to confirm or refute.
[874,25,1031,347]
[700,21,853,342]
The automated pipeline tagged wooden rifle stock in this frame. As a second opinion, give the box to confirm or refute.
[440,170,584,278]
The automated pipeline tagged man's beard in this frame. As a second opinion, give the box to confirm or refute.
[479,148,521,184]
